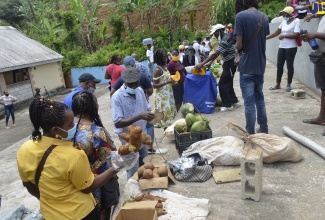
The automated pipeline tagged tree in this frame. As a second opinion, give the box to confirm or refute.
[0,0,25,27]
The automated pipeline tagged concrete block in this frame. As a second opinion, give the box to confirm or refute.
[290,89,306,99]
[241,147,263,202]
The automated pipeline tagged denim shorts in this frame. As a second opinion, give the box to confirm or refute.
[314,63,325,89]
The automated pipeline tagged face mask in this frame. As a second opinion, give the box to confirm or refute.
[88,87,96,93]
[172,55,179,62]
[57,123,77,141]
[5,94,9,96]
[284,17,290,22]
[126,86,138,95]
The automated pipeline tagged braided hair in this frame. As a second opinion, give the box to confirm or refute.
[29,96,68,141]
[110,54,120,64]
[154,49,167,66]
[235,0,258,14]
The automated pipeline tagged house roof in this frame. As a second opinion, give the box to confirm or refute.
[0,26,63,72]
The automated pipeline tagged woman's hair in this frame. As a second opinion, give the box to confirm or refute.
[154,49,167,66]
[72,90,103,127]
[110,54,120,64]
[235,0,258,14]
[29,96,68,141]
[171,48,179,55]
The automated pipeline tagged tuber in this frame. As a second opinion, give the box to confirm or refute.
[142,169,153,179]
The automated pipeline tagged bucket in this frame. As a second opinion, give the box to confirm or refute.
[143,38,153,45]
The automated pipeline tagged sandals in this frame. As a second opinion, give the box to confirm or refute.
[269,86,281,90]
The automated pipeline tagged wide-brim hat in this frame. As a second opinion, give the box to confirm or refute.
[210,24,225,35]
[121,67,142,83]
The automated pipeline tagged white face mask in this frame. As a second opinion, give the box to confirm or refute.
[284,17,290,22]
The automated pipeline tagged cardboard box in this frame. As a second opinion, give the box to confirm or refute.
[115,200,158,220]
[132,163,176,190]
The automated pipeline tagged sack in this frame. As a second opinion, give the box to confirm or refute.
[234,50,243,66]
[309,51,325,65]
[101,175,120,208]
[296,36,302,47]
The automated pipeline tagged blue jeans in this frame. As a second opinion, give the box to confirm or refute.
[119,136,148,179]
[240,73,268,134]
[4,104,15,126]
[146,122,154,142]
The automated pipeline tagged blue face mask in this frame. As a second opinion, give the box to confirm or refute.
[284,17,290,22]
[57,123,77,141]
[126,86,138,95]
[88,87,96,93]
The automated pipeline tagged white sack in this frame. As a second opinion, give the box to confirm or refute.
[164,118,186,140]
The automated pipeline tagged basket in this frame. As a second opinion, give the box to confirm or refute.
[174,126,212,155]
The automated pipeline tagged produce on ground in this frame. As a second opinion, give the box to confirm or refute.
[180,102,195,117]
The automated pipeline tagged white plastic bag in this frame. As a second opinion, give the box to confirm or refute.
[164,119,186,140]
[110,151,139,171]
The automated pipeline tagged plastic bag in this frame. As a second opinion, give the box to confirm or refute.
[227,122,303,163]
[164,119,186,140]
[110,151,139,171]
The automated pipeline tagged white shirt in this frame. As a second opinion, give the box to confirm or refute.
[203,40,211,52]
[146,46,154,63]
[317,16,325,52]
[193,42,201,62]
[0,95,17,106]
[278,18,301,48]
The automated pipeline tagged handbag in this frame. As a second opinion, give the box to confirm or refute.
[309,51,325,65]
[101,175,120,208]
[234,12,264,66]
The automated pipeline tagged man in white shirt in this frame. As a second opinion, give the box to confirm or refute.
[146,43,154,81]
[193,37,204,62]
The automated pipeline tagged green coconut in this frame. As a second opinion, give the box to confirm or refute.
[180,103,195,118]
[175,121,188,133]
[190,121,207,132]
[196,114,210,125]
[185,113,197,128]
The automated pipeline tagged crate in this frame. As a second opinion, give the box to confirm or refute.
[174,126,212,155]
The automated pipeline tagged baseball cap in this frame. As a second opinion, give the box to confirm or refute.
[179,45,185,50]
[123,56,135,67]
[78,73,101,83]
[210,24,225,35]
[280,6,294,15]
[121,67,142,83]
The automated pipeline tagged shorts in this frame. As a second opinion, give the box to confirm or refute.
[314,63,325,89]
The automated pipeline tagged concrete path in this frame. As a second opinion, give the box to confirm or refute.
[1,61,325,219]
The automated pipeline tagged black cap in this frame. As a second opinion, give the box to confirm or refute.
[78,73,101,83]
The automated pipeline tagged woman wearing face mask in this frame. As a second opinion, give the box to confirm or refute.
[180,46,199,67]
[0,90,17,129]
[104,54,124,88]
[266,6,300,92]
[167,49,186,111]
[16,97,131,220]
[153,49,177,129]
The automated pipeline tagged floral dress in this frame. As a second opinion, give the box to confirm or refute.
[74,123,118,220]
[153,66,177,128]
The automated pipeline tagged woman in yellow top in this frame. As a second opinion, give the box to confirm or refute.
[16,97,128,220]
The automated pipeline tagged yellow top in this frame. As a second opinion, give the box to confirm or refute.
[16,136,96,220]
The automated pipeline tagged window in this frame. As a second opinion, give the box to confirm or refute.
[3,68,29,84]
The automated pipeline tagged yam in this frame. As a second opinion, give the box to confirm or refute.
[143,162,155,170]
[153,173,160,178]
[156,166,168,177]
[142,169,153,179]
[155,202,163,208]
[137,166,145,178]
[156,208,168,216]
[153,167,159,174]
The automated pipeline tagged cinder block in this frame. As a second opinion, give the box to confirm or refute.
[290,89,306,99]
[241,147,263,202]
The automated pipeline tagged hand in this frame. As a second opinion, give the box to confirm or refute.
[195,63,203,69]
[111,151,139,172]
[304,14,313,22]
[278,34,285,40]
[140,112,155,121]
[302,32,317,41]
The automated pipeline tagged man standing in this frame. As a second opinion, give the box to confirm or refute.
[234,0,270,134]
[132,54,150,80]
[196,24,239,112]
[302,12,325,131]
[203,36,212,57]
[63,73,101,110]
[193,37,204,62]
[146,43,154,81]
[111,67,155,179]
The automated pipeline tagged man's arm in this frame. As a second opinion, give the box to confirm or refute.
[303,32,325,41]
[236,36,243,51]
[115,112,154,128]
[195,53,220,69]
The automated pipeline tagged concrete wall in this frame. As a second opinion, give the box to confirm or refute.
[29,62,65,95]
[266,18,320,95]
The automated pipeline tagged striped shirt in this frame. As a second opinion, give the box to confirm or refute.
[0,95,17,106]
[216,33,236,62]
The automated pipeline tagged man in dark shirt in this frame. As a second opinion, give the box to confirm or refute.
[234,0,270,134]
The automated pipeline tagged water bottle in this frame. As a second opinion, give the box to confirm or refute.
[301,29,319,50]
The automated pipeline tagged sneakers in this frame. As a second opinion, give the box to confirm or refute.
[220,106,234,112]
[148,149,156,154]
[286,86,292,92]
[5,126,9,129]
[13,124,16,127]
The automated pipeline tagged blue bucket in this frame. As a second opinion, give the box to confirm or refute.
[143,38,153,45]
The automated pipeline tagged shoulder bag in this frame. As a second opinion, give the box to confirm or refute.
[35,145,57,189]
[234,12,264,66]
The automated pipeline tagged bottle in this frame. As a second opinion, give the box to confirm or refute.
[301,29,319,50]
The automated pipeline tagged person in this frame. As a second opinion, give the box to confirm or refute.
[286,0,299,18]
[104,54,124,88]
[180,45,199,67]
[34,88,41,98]
[179,45,185,57]
[72,91,118,220]
[146,43,155,80]
[203,36,212,56]
[167,49,186,112]
[110,56,153,98]
[267,6,300,92]
[234,0,270,134]
[111,67,155,179]
[301,11,325,130]
[110,56,155,154]
[153,49,177,128]
[193,37,204,63]
[196,25,239,112]
[296,0,309,19]
[132,53,150,80]
[226,23,234,33]
[16,97,134,219]
[0,91,17,128]
[63,73,101,110]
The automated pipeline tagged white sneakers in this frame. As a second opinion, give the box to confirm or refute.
[220,106,234,112]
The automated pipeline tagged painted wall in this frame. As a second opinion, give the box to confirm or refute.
[29,62,65,95]
[266,18,321,95]
[70,61,152,87]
